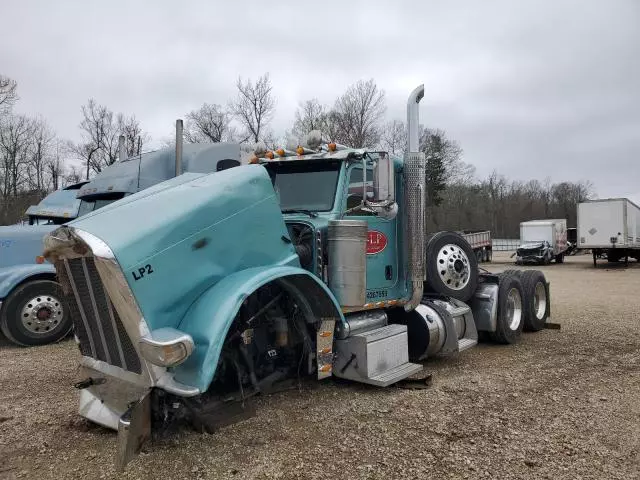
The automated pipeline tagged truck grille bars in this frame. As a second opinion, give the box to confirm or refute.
[61,257,142,374]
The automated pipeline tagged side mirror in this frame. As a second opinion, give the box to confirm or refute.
[372,153,395,203]
[363,153,397,220]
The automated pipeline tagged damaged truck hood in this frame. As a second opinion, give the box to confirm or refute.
[62,165,300,330]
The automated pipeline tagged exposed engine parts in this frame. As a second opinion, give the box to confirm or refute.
[287,223,315,271]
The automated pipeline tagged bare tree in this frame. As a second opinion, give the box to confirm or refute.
[292,99,329,139]
[0,114,34,197]
[44,141,66,191]
[64,165,83,186]
[69,99,113,179]
[117,113,150,156]
[185,103,234,143]
[26,117,55,193]
[331,79,386,148]
[71,99,148,178]
[0,75,18,114]
[231,73,275,143]
[380,120,407,156]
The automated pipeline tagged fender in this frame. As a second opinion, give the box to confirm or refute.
[0,264,57,299]
[172,265,345,393]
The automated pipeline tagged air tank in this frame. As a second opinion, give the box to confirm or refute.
[327,219,367,307]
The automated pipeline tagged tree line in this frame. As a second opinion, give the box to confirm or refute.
[0,73,593,232]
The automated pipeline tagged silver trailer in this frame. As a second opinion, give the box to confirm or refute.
[460,230,492,263]
[577,198,640,267]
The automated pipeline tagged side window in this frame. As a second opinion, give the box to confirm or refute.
[346,165,375,215]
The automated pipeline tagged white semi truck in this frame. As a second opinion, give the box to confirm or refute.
[578,198,640,267]
[516,219,568,265]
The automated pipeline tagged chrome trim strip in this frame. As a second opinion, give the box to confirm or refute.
[80,356,150,386]
[81,257,111,364]
[64,258,97,357]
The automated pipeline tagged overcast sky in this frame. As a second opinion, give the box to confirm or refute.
[1,0,638,201]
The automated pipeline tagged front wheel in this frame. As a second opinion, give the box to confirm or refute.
[0,280,71,346]
[425,231,478,302]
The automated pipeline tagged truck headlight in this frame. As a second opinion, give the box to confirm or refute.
[138,328,195,367]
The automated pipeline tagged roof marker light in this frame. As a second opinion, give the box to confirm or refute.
[328,142,337,152]
[276,148,286,157]
[296,146,305,155]
[265,151,275,160]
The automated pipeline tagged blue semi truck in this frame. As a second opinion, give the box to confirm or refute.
[43,86,553,470]
[0,137,242,346]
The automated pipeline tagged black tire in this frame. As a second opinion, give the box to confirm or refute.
[555,253,564,264]
[489,273,524,344]
[425,231,478,302]
[502,269,522,277]
[486,249,492,263]
[520,270,549,332]
[0,280,71,346]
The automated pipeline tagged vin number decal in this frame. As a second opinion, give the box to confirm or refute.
[366,289,388,300]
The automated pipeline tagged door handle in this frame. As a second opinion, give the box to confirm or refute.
[385,265,393,280]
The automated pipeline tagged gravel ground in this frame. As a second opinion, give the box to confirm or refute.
[1,252,639,480]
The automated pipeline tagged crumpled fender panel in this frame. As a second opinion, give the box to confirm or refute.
[172,265,346,392]
[0,264,56,299]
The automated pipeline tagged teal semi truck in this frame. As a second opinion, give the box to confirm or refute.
[43,86,552,470]
[1,135,242,347]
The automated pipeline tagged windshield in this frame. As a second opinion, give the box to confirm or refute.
[78,195,125,217]
[28,216,68,225]
[265,160,341,212]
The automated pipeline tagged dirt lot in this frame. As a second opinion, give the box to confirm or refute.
[1,252,639,480]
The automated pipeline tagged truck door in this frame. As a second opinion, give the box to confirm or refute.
[344,164,398,300]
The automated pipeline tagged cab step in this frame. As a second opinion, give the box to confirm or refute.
[367,362,424,387]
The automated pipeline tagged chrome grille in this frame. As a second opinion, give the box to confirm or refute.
[62,257,141,374]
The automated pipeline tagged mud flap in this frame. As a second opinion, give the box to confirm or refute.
[116,390,151,472]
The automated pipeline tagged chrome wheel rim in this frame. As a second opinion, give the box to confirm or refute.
[20,294,64,334]
[534,282,547,320]
[505,287,523,330]
[436,244,470,291]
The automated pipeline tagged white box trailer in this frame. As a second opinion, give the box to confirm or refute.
[516,219,568,264]
[577,198,640,267]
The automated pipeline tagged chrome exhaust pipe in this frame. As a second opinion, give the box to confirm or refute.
[175,119,183,177]
[407,84,424,152]
[118,135,126,161]
[404,85,426,312]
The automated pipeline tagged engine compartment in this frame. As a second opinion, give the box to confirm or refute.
[286,222,316,271]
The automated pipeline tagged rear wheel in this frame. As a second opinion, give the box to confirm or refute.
[489,274,524,344]
[425,231,478,302]
[0,280,71,346]
[555,253,564,263]
[502,269,522,277]
[520,270,549,332]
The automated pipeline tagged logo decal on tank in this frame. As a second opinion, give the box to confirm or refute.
[366,230,387,255]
